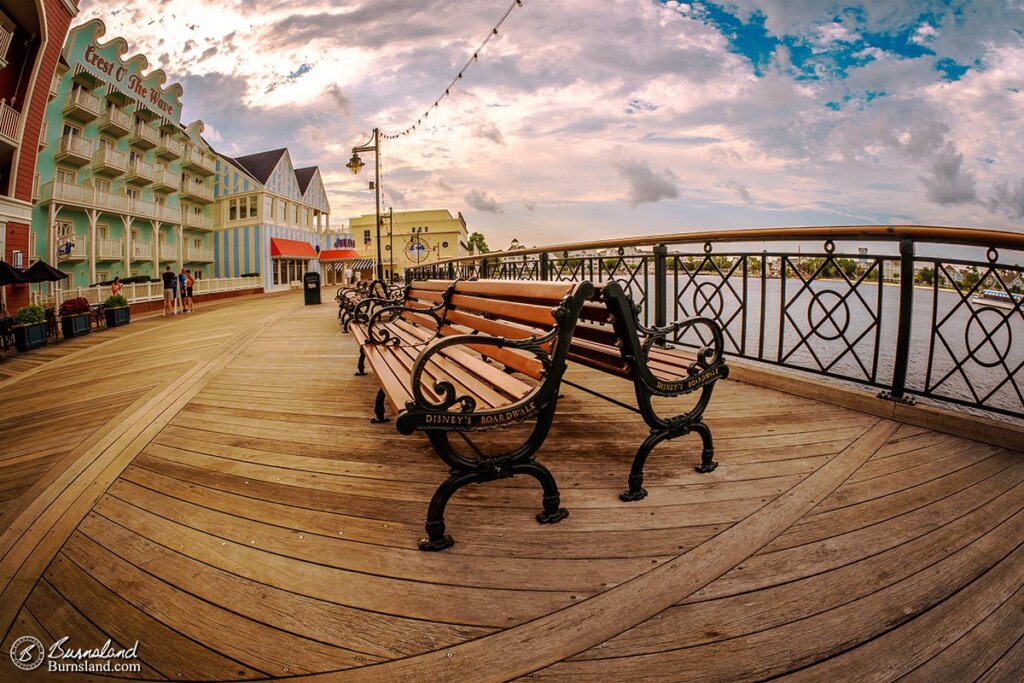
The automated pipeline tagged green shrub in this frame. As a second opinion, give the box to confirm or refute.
[59,297,91,317]
[105,294,129,308]
[13,305,46,326]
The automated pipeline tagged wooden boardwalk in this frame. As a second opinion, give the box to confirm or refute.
[0,291,1021,681]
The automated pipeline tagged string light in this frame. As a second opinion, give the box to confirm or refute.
[379,0,527,140]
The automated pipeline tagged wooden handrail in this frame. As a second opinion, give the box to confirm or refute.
[436,225,1024,265]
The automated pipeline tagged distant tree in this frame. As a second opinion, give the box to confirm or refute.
[748,256,762,273]
[468,231,490,254]
[1012,283,1022,294]
[603,257,622,272]
[962,266,981,288]
[916,267,934,285]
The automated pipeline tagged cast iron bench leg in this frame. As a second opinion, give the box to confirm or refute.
[355,348,367,376]
[370,388,389,424]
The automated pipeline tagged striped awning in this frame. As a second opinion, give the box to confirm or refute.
[270,238,318,259]
[72,63,103,86]
[318,249,362,261]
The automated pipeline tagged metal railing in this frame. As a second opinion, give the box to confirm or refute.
[37,276,262,307]
[408,225,1024,420]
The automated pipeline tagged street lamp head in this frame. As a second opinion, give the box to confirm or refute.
[346,152,365,175]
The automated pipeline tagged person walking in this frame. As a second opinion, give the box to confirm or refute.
[161,266,175,316]
[110,276,123,298]
[344,266,353,285]
[184,269,196,313]
[177,268,189,313]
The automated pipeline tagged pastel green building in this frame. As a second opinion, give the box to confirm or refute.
[31,19,216,289]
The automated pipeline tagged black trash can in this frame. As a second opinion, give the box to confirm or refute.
[303,271,321,305]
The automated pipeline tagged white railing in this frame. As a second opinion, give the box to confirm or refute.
[128,197,155,217]
[128,157,156,181]
[64,88,101,117]
[153,167,179,190]
[0,100,20,144]
[63,235,88,259]
[183,211,214,230]
[159,243,178,260]
[98,106,132,133]
[182,180,214,201]
[183,146,216,172]
[157,135,183,157]
[184,245,214,262]
[93,146,128,172]
[132,242,153,259]
[56,134,93,159]
[49,276,262,307]
[38,121,47,148]
[98,239,123,259]
[0,26,13,66]
[157,203,180,223]
[131,122,159,146]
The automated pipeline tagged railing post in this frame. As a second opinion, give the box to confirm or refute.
[882,238,916,404]
[653,243,668,330]
[540,252,550,280]
[481,257,489,279]
[447,262,454,279]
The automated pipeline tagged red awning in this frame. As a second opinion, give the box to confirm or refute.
[270,238,318,259]
[318,249,363,260]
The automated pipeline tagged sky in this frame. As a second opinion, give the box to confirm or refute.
[76,0,1024,250]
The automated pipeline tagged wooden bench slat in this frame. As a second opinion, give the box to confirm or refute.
[454,279,575,300]
[449,294,557,328]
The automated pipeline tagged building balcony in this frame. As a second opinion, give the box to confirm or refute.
[180,181,214,204]
[92,147,128,177]
[48,72,61,101]
[0,100,21,148]
[182,147,216,176]
[54,135,94,167]
[159,243,178,261]
[125,158,156,186]
[129,122,158,150]
[182,211,214,230]
[152,168,179,193]
[128,197,156,219]
[38,121,47,149]
[131,242,153,260]
[63,89,101,122]
[97,239,123,260]
[155,135,183,160]
[184,245,215,262]
[0,25,13,70]
[98,107,133,137]
[41,181,129,215]
[59,235,89,261]
[156,203,181,223]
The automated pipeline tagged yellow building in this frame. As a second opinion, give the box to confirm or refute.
[349,209,469,279]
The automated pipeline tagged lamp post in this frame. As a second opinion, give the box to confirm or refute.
[347,128,383,280]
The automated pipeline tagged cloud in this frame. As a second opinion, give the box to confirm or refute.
[475,122,504,144]
[325,85,351,115]
[718,179,754,204]
[920,143,977,205]
[611,157,679,207]
[990,178,1024,218]
[465,189,503,214]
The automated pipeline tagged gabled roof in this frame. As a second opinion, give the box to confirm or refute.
[231,148,287,185]
[295,167,317,194]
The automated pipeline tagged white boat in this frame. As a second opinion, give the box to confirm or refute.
[971,288,1023,310]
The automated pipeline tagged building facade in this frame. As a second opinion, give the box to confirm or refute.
[213,148,333,292]
[350,209,469,279]
[30,18,217,289]
[0,0,78,309]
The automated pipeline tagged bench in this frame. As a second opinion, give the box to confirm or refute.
[351,279,594,550]
[336,279,403,332]
[351,278,727,550]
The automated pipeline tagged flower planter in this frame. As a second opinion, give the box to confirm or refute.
[105,306,131,327]
[13,323,48,352]
[61,313,92,339]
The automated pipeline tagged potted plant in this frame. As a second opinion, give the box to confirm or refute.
[59,297,92,339]
[104,294,131,327]
[12,305,48,352]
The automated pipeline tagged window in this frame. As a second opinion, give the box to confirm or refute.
[129,150,140,163]
[97,224,109,240]
[99,137,114,151]
[292,204,298,224]
[56,167,75,185]
[155,195,165,207]
[265,196,273,218]
[130,270,140,277]
[278,200,285,222]
[62,123,82,137]
[228,199,237,221]
[248,195,258,219]
[55,221,72,239]
[239,197,248,220]
[96,270,109,283]
[131,228,140,243]
[126,187,139,201]
[363,229,371,244]
[95,178,111,194]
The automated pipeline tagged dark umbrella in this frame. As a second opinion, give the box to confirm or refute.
[22,260,69,283]
[0,260,27,286]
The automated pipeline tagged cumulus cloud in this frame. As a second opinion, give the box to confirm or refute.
[611,157,679,207]
[718,179,753,204]
[465,189,503,214]
[475,122,504,144]
[920,143,977,205]
[990,178,1024,218]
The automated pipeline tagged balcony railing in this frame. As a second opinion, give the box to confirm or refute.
[182,211,214,230]
[184,245,215,262]
[128,197,155,218]
[126,157,156,185]
[131,242,153,260]
[38,121,47,149]
[156,203,181,223]
[152,167,179,192]
[59,235,88,260]
[98,106,132,137]
[54,135,93,166]
[180,180,214,203]
[51,276,261,307]
[97,239,123,260]
[156,135,183,159]
[0,25,13,68]
[63,88,101,121]
[0,100,20,146]
[182,146,216,175]
[409,225,1024,421]
[159,243,178,261]
[129,122,159,149]
[92,147,128,176]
